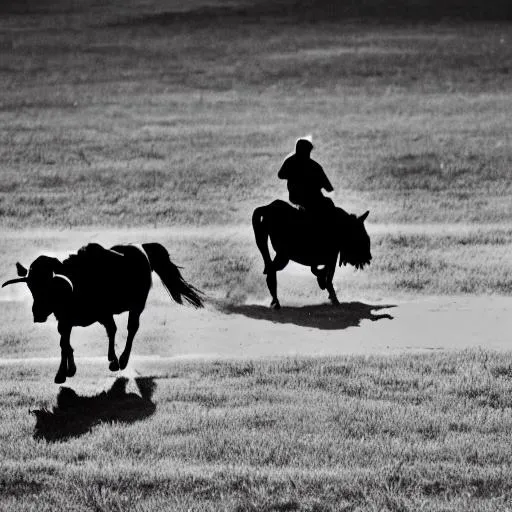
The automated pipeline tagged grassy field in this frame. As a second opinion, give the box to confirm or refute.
[3,5,511,307]
[2,0,512,297]
[1,1,512,228]
[2,351,512,511]
[2,2,512,510]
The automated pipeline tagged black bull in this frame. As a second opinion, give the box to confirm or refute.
[3,243,203,383]
[252,200,372,309]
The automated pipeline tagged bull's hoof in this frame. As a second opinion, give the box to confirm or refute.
[54,373,66,384]
[118,353,129,370]
[270,299,281,310]
[330,297,340,306]
[109,359,120,372]
[316,270,327,290]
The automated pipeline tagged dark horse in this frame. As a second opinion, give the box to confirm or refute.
[3,243,203,383]
[252,200,371,309]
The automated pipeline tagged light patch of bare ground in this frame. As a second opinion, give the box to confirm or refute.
[0,229,511,360]
[1,224,512,362]
[1,292,511,363]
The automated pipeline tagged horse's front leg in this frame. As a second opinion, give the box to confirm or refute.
[266,269,280,309]
[100,316,119,371]
[324,261,340,306]
[55,322,75,384]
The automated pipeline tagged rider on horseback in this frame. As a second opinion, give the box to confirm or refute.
[277,137,337,289]
[278,137,334,215]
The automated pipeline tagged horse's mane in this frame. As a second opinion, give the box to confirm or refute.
[336,208,360,229]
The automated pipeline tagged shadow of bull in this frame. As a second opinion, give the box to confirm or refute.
[32,377,156,442]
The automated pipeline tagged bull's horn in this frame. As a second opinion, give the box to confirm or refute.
[2,277,27,287]
[359,210,369,222]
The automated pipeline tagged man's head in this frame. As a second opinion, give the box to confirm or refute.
[295,137,313,157]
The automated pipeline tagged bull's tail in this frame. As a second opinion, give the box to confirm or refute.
[252,206,272,274]
[141,243,204,308]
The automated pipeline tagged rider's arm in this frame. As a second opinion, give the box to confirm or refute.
[317,164,334,192]
[278,156,292,179]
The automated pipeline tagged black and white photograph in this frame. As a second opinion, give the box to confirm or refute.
[1,0,512,510]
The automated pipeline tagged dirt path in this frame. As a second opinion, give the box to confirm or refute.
[1,226,511,364]
[1,296,511,366]
[143,295,512,357]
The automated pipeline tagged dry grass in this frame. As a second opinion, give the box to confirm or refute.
[2,351,512,511]
[1,2,511,227]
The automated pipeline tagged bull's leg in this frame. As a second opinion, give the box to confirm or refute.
[267,254,289,310]
[324,262,340,305]
[55,322,74,384]
[100,316,119,371]
[311,265,328,290]
[67,346,77,378]
[119,310,141,370]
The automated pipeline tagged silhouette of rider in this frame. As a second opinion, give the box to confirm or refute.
[278,138,334,215]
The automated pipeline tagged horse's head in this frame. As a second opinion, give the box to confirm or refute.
[3,255,70,322]
[338,210,372,269]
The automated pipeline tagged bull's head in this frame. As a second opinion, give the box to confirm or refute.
[338,210,372,269]
[3,256,69,322]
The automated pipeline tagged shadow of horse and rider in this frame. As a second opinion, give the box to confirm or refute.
[221,301,394,330]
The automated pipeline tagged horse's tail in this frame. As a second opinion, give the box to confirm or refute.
[141,243,204,308]
[252,205,272,274]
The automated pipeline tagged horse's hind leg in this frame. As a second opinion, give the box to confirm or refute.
[101,316,119,371]
[252,208,273,274]
[266,254,289,310]
[324,262,340,306]
[119,309,142,370]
